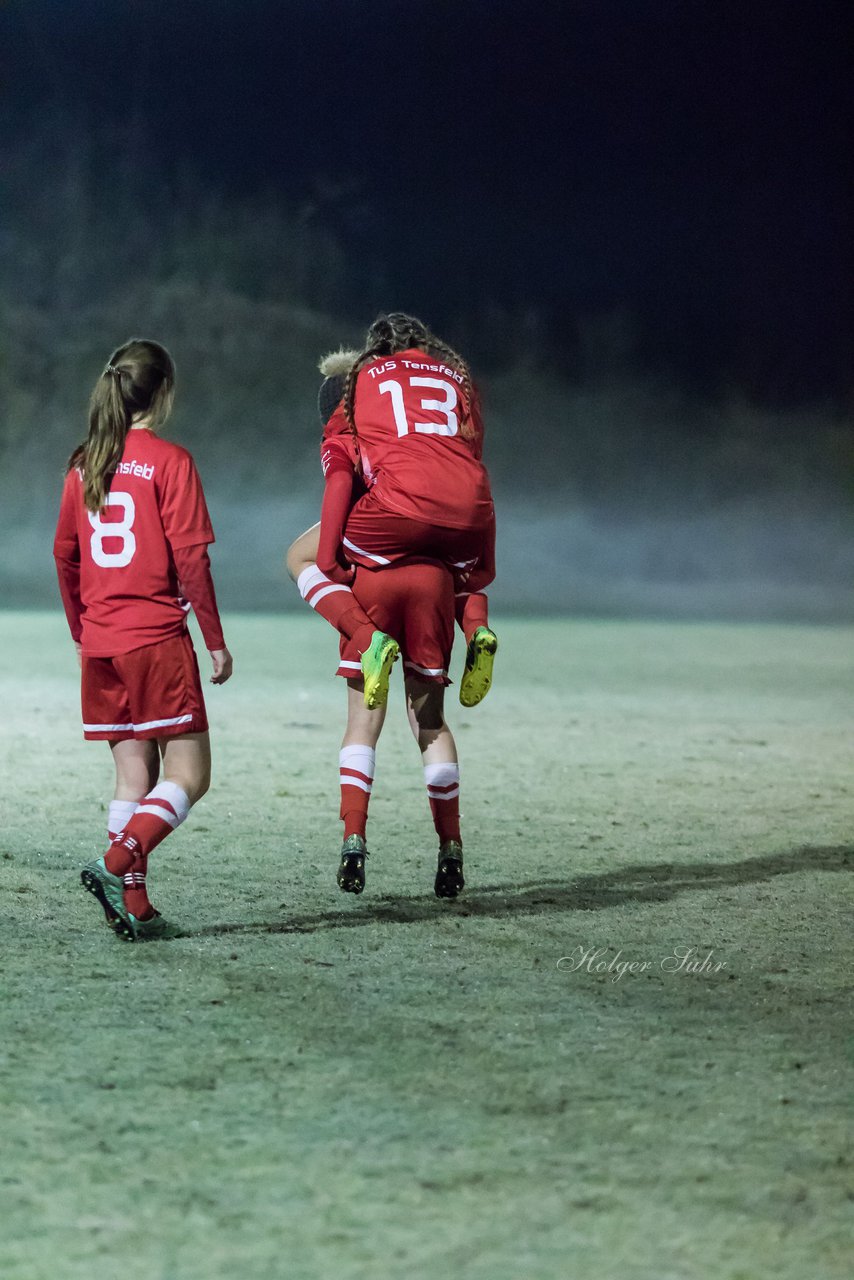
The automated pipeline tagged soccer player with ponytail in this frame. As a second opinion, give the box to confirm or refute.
[54,339,232,940]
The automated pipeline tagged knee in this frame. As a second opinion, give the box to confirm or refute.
[411,691,446,735]
[413,708,445,736]
[165,764,210,807]
[191,767,211,805]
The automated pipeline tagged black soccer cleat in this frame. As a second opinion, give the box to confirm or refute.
[434,840,465,899]
[337,834,368,894]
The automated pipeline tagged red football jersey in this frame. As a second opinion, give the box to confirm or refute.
[322,349,493,530]
[53,429,216,657]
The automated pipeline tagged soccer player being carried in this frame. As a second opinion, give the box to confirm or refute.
[286,313,499,896]
[287,312,498,710]
[54,339,233,941]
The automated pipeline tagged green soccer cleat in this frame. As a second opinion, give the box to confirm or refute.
[434,840,465,899]
[361,630,400,710]
[337,834,369,895]
[80,856,138,942]
[459,626,498,708]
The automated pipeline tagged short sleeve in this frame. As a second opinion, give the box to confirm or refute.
[158,450,215,551]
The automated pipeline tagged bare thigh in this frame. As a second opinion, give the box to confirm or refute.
[109,737,159,801]
[159,731,212,804]
[286,522,321,582]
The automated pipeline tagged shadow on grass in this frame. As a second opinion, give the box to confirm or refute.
[187,844,853,938]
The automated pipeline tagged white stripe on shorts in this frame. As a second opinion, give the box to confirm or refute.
[342,537,390,565]
[133,714,194,732]
[83,713,194,733]
[404,660,447,678]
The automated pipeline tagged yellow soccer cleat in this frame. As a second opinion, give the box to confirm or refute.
[459,626,498,707]
[361,630,400,709]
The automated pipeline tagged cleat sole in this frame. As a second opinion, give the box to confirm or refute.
[434,857,465,899]
[362,633,400,710]
[337,838,368,894]
[337,858,366,894]
[80,866,137,941]
[459,628,498,708]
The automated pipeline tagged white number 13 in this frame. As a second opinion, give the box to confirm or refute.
[378,376,459,438]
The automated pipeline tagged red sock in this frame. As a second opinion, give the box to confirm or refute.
[298,566,374,641]
[105,781,191,873]
[349,619,379,656]
[104,841,135,876]
[456,592,489,642]
[424,762,462,844]
[339,745,375,839]
[107,799,139,846]
[122,857,156,921]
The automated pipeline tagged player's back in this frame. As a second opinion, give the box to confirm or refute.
[328,349,493,531]
[54,431,213,656]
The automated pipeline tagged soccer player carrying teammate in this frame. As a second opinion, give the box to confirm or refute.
[287,313,498,709]
[333,558,468,899]
[54,339,233,941]
[286,313,499,895]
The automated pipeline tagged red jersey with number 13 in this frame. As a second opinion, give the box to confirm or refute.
[53,430,215,657]
[322,348,494,530]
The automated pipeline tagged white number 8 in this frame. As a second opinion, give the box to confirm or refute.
[89,491,136,568]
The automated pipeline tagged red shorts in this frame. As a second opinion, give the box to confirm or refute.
[81,632,208,741]
[342,490,495,589]
[337,562,455,686]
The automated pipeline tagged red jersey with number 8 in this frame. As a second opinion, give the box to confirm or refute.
[322,348,494,530]
[53,430,215,657]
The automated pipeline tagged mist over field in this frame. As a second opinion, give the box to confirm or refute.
[1,114,851,622]
[4,330,850,622]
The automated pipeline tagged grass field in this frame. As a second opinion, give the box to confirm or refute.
[0,610,851,1280]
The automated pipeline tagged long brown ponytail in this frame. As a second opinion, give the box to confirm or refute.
[342,312,476,446]
[68,339,175,512]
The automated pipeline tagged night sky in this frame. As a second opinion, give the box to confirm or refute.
[3,0,851,404]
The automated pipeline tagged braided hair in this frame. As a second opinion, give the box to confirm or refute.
[342,312,476,448]
[67,339,175,512]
